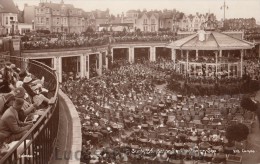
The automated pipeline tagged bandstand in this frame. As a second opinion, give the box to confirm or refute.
[168,30,255,78]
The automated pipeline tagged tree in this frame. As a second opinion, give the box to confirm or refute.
[86,26,94,33]
[241,95,257,112]
[226,123,249,143]
[135,28,141,34]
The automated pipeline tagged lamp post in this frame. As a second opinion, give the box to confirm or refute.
[32,20,35,31]
[10,21,15,36]
[10,17,14,36]
[220,0,228,29]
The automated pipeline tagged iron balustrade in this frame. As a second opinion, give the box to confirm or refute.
[0,55,59,164]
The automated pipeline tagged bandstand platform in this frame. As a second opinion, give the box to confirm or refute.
[167,30,255,78]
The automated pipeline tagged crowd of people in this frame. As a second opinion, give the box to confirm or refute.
[243,59,260,80]
[20,31,177,50]
[0,62,55,158]
[61,57,256,163]
[244,29,260,41]
[21,35,109,50]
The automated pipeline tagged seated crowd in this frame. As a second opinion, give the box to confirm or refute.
[61,58,255,164]
[0,62,55,158]
[243,59,260,80]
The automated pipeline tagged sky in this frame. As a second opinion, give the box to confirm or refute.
[14,0,260,23]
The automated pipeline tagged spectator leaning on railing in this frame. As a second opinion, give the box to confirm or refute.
[0,61,55,157]
[0,93,15,116]
[0,98,33,144]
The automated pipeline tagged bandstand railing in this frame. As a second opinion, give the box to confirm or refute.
[0,55,59,164]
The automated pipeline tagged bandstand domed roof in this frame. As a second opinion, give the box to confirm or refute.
[167,31,254,50]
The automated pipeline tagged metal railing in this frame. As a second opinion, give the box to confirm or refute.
[0,55,59,164]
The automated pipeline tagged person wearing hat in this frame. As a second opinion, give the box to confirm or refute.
[0,98,33,144]
[22,75,55,106]
[0,93,15,115]
[13,87,39,122]
[0,62,15,93]
[18,70,28,81]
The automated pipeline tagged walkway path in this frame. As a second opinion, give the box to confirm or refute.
[49,100,72,164]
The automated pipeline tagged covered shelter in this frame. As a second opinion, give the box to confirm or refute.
[167,30,255,78]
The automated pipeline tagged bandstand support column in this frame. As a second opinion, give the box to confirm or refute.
[129,47,134,63]
[219,50,222,58]
[228,63,230,78]
[240,49,243,77]
[111,47,114,63]
[80,55,86,78]
[128,47,131,62]
[97,53,102,76]
[215,51,218,76]
[196,50,198,60]
[86,55,89,79]
[172,48,176,69]
[51,58,54,68]
[150,46,156,62]
[54,57,62,82]
[186,50,189,76]
[206,64,208,77]
[105,51,108,70]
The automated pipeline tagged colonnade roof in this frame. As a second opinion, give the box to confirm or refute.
[167,31,255,50]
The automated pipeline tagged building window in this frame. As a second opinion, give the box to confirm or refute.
[5,17,8,25]
[143,19,147,24]
[41,17,43,23]
[46,18,49,25]
[151,19,155,24]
